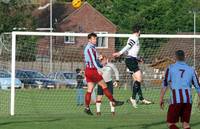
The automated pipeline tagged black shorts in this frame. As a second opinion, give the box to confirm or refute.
[125,57,140,73]
[97,81,113,95]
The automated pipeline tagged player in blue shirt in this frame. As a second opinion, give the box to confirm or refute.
[160,50,200,129]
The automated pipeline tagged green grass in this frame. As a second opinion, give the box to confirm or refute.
[0,88,199,129]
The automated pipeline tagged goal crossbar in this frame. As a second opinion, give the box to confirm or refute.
[12,31,200,38]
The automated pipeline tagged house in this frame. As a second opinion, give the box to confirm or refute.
[33,2,117,62]
[147,33,200,85]
[149,57,175,71]
[151,32,200,75]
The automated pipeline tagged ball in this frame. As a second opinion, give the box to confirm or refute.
[72,0,82,9]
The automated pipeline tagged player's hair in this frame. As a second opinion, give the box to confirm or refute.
[88,33,97,39]
[175,50,185,61]
[76,68,81,73]
[132,25,141,33]
[99,55,107,61]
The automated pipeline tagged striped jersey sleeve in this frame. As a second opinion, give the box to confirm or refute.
[162,66,171,87]
[192,70,200,93]
[127,38,136,47]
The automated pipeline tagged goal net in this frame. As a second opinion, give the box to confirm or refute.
[0,32,200,116]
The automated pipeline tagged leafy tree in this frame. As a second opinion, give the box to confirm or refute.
[0,0,37,61]
[87,0,200,60]
[0,0,36,33]
[1,0,200,61]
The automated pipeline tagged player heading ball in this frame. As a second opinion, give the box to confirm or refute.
[83,33,124,115]
[113,25,152,108]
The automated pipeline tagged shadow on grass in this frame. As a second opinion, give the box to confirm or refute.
[0,117,65,126]
[191,121,200,127]
[105,120,200,129]
[140,121,166,129]
[105,121,166,129]
[139,119,200,129]
[106,124,137,129]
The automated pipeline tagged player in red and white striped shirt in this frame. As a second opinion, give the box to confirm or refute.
[160,50,200,129]
[84,33,124,115]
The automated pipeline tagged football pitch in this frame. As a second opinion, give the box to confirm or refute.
[0,88,199,129]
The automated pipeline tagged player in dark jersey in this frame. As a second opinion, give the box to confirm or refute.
[76,68,85,106]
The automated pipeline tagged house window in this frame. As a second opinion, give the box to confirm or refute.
[95,32,108,48]
[64,32,75,44]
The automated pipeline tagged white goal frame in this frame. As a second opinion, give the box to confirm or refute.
[10,31,200,116]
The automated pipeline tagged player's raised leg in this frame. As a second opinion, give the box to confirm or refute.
[130,70,142,108]
[98,80,124,107]
[133,71,151,104]
[126,58,151,108]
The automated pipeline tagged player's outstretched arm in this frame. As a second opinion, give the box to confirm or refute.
[112,52,121,58]
[160,67,170,110]
[192,70,200,107]
[112,38,133,57]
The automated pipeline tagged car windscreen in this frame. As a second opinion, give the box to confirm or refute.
[0,72,11,78]
[25,71,46,78]
[63,73,76,79]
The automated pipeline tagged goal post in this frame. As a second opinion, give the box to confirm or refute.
[9,31,200,116]
[11,32,16,116]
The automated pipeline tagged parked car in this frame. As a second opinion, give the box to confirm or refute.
[16,69,59,89]
[47,71,78,88]
[0,70,22,90]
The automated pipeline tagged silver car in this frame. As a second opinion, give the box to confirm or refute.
[47,72,77,88]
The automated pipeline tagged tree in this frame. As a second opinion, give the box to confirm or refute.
[87,0,200,60]
[0,0,36,33]
[0,0,37,61]
[1,0,200,61]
